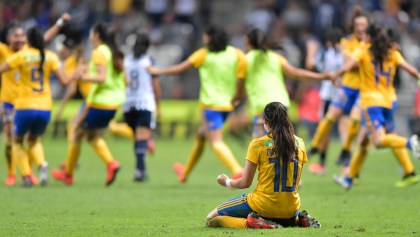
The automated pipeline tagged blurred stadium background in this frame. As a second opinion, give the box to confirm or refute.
[1,0,420,139]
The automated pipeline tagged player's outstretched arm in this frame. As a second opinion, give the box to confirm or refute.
[217,160,257,189]
[0,62,11,74]
[148,60,193,76]
[333,58,358,81]
[282,61,332,81]
[399,61,420,81]
[44,13,71,43]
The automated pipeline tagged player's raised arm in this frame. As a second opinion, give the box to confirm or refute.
[44,13,71,43]
[397,56,420,81]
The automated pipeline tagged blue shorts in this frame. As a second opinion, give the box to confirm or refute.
[217,194,253,218]
[363,105,396,132]
[13,110,51,136]
[124,109,153,130]
[331,86,360,115]
[2,102,14,123]
[204,110,229,131]
[80,107,116,130]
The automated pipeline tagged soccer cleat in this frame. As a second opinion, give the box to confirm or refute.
[30,173,39,185]
[4,175,16,186]
[409,135,420,160]
[21,175,33,188]
[298,210,321,228]
[336,149,351,166]
[395,174,420,188]
[246,212,282,229]
[333,174,352,189]
[134,169,148,182]
[308,163,326,175]
[173,162,186,183]
[51,169,73,185]
[39,162,48,186]
[106,160,120,186]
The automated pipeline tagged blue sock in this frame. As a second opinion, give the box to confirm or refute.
[407,139,412,150]
[135,140,148,172]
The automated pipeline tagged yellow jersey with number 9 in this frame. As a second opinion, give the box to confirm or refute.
[246,135,307,219]
[351,47,404,109]
[6,47,61,110]
[0,42,20,104]
[340,35,367,89]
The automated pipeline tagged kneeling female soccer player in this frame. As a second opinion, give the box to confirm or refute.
[205,102,320,229]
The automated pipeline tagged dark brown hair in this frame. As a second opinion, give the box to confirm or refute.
[92,23,123,73]
[366,24,390,71]
[263,102,297,162]
[26,27,44,73]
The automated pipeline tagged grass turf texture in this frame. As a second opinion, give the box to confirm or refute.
[0,135,419,236]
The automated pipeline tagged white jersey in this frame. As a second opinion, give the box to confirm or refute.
[315,47,343,101]
[123,54,156,112]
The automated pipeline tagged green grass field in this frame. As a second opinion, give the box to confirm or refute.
[0,134,419,236]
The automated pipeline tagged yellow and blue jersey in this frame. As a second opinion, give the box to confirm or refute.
[340,35,367,90]
[64,55,91,99]
[351,47,404,109]
[246,135,307,219]
[0,42,21,104]
[6,47,61,111]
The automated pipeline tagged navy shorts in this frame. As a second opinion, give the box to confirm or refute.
[124,109,153,130]
[2,102,14,123]
[13,109,51,136]
[331,86,359,115]
[204,109,230,131]
[80,107,116,130]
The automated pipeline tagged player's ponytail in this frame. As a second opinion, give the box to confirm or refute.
[92,23,124,73]
[263,102,297,162]
[133,33,150,59]
[26,27,45,73]
[366,24,390,71]
[205,26,228,52]
[247,28,269,53]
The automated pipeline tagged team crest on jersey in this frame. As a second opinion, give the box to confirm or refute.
[264,140,273,147]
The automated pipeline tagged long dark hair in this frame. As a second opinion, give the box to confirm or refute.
[247,28,269,52]
[366,24,390,71]
[205,26,228,52]
[92,23,123,73]
[263,102,297,162]
[133,33,150,59]
[26,27,45,73]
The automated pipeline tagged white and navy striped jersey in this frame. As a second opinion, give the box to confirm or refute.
[123,54,156,112]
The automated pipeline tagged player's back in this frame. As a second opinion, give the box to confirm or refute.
[356,47,403,109]
[7,47,61,110]
[123,54,155,112]
[246,135,308,219]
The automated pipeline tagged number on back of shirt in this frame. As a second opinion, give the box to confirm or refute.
[269,157,298,192]
[31,68,44,92]
[129,70,139,91]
